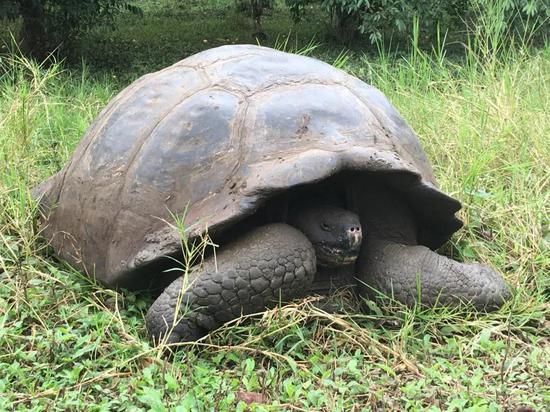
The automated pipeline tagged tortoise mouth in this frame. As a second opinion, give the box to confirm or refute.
[315,243,360,268]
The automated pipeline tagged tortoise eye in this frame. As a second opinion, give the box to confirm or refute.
[321,222,330,231]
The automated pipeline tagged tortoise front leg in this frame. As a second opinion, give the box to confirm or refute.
[146,223,316,344]
[357,239,511,310]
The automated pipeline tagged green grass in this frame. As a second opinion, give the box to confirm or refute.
[81,4,334,81]
[0,0,344,82]
[1,2,549,411]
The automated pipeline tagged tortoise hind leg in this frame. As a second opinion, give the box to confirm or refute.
[146,223,316,344]
[357,239,511,310]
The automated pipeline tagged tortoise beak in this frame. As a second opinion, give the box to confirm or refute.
[346,225,363,249]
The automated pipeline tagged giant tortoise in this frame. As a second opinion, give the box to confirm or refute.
[35,45,510,344]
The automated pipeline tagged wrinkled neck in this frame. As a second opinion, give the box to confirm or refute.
[350,179,417,245]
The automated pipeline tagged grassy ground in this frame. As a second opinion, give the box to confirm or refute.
[1,2,549,411]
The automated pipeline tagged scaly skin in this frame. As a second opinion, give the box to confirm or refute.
[147,183,511,345]
[358,239,511,309]
[146,223,316,344]
[352,180,511,310]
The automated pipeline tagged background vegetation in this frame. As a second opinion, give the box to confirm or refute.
[1,0,548,72]
[0,0,548,410]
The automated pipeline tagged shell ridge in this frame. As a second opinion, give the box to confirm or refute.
[189,52,261,70]
[341,83,429,176]
[105,81,214,271]
[53,71,181,212]
[246,79,343,97]
[224,97,250,188]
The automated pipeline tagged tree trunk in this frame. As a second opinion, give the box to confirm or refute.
[19,0,48,60]
[332,8,359,44]
[251,0,267,40]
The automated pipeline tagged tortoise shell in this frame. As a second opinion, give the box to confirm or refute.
[36,45,462,289]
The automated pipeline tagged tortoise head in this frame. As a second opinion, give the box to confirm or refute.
[289,205,363,268]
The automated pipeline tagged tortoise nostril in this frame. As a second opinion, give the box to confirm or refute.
[346,226,363,247]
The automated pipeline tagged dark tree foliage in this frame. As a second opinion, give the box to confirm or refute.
[0,0,141,59]
[285,0,549,44]
[285,0,459,43]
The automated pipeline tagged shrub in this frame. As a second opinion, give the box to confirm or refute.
[285,0,549,45]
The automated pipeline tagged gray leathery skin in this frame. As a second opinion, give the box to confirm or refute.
[360,240,511,309]
[352,179,510,309]
[146,223,316,344]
